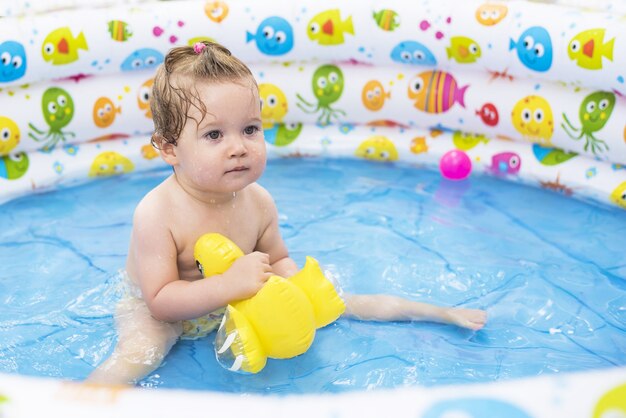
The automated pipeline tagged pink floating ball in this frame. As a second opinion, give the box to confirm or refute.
[439,150,472,180]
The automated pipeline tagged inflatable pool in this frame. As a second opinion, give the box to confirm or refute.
[0,0,625,416]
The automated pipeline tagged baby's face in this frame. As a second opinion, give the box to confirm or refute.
[175,79,266,196]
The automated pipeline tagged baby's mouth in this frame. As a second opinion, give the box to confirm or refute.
[225,166,248,174]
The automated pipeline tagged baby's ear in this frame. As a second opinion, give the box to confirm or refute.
[153,134,178,165]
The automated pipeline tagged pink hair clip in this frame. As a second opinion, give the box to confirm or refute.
[193,42,206,54]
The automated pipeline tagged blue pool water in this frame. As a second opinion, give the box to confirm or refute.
[0,158,624,394]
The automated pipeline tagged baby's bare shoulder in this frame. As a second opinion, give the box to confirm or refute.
[132,178,174,226]
[246,182,275,207]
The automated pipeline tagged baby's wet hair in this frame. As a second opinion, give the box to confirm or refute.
[150,41,256,148]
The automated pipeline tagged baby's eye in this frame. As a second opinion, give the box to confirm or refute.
[244,125,259,135]
[205,130,222,140]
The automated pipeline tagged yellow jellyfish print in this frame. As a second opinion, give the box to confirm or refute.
[511,95,554,145]
[0,116,20,155]
[259,83,288,129]
[355,135,398,162]
[138,78,154,119]
[610,181,626,209]
[93,97,121,128]
[361,80,390,111]
[475,3,508,26]
[88,151,135,177]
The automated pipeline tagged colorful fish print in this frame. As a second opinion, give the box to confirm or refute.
[410,136,428,154]
[0,41,27,82]
[138,78,154,119]
[141,143,159,160]
[264,122,303,146]
[246,17,294,56]
[0,151,29,180]
[307,9,354,46]
[204,1,229,23]
[0,116,20,154]
[121,48,164,72]
[561,91,615,155]
[532,144,577,166]
[475,4,508,26]
[355,135,398,161]
[509,26,553,72]
[373,9,400,31]
[259,83,288,128]
[88,151,134,177]
[511,95,554,145]
[41,27,88,65]
[476,103,499,126]
[391,41,437,66]
[489,152,521,175]
[568,28,614,70]
[447,36,481,64]
[408,70,468,113]
[361,80,390,111]
[610,182,626,209]
[452,131,489,150]
[93,97,121,128]
[108,20,133,42]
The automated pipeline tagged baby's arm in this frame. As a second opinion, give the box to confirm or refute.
[130,201,271,322]
[253,186,299,278]
[342,294,487,331]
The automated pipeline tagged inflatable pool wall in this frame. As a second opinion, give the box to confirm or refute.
[0,0,625,416]
[0,0,626,208]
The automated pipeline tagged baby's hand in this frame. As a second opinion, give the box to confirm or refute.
[447,308,488,331]
[223,251,273,301]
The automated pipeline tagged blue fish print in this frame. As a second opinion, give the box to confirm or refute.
[390,41,437,66]
[0,41,27,82]
[246,16,294,56]
[120,48,164,72]
[509,26,553,72]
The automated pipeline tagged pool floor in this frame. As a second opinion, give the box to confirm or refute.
[0,158,624,393]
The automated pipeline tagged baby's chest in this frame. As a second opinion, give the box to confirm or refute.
[177,212,262,253]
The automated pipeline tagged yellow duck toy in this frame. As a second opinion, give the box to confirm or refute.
[194,233,346,374]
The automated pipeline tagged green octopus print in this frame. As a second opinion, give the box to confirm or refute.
[296,64,346,125]
[29,87,76,152]
[561,91,615,156]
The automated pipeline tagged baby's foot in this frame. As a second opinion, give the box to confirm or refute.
[448,308,487,330]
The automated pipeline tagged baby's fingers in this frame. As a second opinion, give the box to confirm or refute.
[249,251,270,264]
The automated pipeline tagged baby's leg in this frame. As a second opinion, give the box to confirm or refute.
[342,293,487,330]
[87,297,182,385]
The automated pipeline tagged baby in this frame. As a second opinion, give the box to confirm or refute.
[87,41,487,385]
